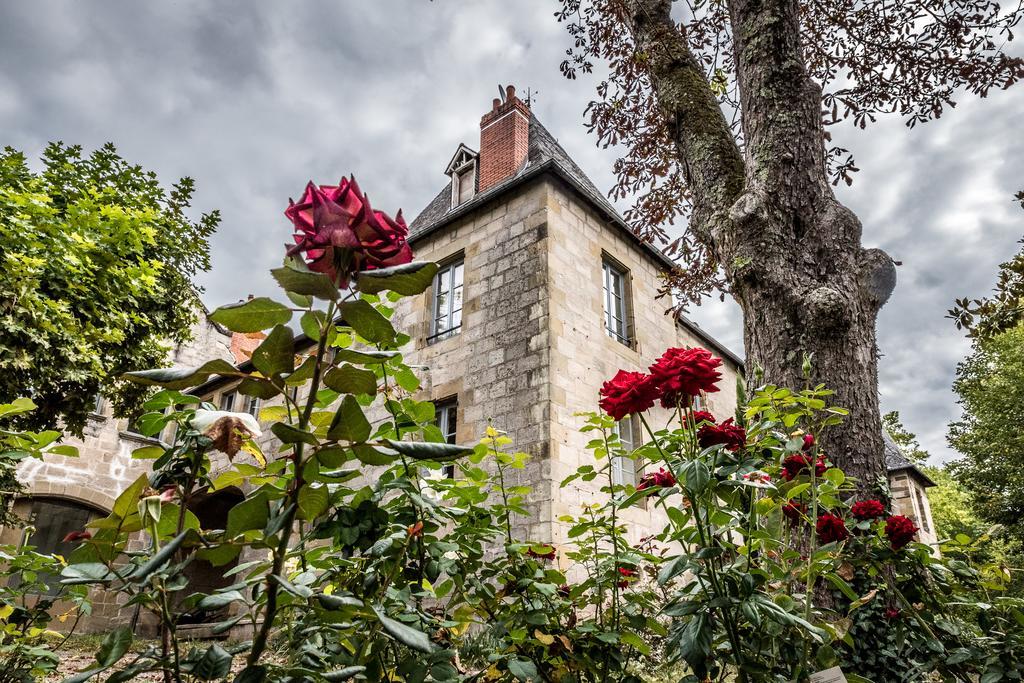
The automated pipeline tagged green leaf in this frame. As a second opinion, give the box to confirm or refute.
[271,422,318,446]
[332,349,398,365]
[232,666,267,683]
[209,297,292,333]
[189,644,233,680]
[129,529,193,582]
[384,439,475,462]
[352,445,398,466]
[123,359,243,390]
[197,590,245,610]
[677,613,713,672]
[327,396,371,442]
[0,397,36,418]
[354,261,439,295]
[95,626,132,667]
[508,658,539,682]
[62,668,105,683]
[324,666,367,682]
[297,485,329,520]
[372,606,436,653]
[271,574,314,598]
[323,364,378,395]
[226,491,270,537]
[300,310,325,341]
[271,259,340,301]
[824,573,859,601]
[60,563,116,586]
[339,299,396,343]
[251,324,295,378]
[682,460,711,494]
[316,593,364,610]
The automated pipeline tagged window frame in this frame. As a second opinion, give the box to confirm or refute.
[436,397,458,479]
[428,256,465,344]
[602,257,632,347]
[219,391,236,412]
[610,416,641,489]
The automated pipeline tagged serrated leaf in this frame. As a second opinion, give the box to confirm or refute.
[271,260,340,301]
[327,396,371,442]
[251,325,295,377]
[323,364,378,395]
[354,261,439,295]
[123,359,243,390]
[372,606,436,653]
[385,439,474,462]
[189,644,233,680]
[508,658,538,682]
[339,299,396,343]
[209,297,292,333]
[297,485,329,520]
[95,626,132,667]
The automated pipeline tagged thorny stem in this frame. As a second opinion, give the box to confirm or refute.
[600,424,621,631]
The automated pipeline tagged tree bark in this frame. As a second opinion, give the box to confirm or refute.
[626,0,896,490]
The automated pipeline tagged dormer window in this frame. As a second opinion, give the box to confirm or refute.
[444,144,479,208]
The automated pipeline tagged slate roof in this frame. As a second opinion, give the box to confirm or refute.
[883,431,937,486]
[408,114,745,368]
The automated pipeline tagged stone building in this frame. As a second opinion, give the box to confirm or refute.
[7,87,936,632]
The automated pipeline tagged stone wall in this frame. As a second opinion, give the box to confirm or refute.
[890,471,939,546]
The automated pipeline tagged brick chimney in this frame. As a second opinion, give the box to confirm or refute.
[478,85,530,192]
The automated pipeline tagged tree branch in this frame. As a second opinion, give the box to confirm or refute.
[624,0,745,247]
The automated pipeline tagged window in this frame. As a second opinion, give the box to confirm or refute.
[219,391,236,412]
[436,399,458,478]
[914,488,931,533]
[456,166,475,205]
[91,394,105,417]
[244,395,260,418]
[430,258,464,343]
[19,498,101,595]
[602,259,631,346]
[610,417,640,488]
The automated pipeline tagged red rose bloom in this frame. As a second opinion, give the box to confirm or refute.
[802,434,815,451]
[884,607,901,620]
[851,499,886,521]
[62,530,92,543]
[691,410,717,426]
[885,515,918,550]
[697,418,746,451]
[598,370,662,420]
[780,453,829,481]
[816,513,850,544]
[637,467,676,491]
[285,176,413,287]
[649,347,723,398]
[558,584,572,597]
[616,567,637,589]
[527,545,557,561]
[782,501,806,524]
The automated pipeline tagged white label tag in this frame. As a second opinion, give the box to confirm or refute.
[809,667,848,683]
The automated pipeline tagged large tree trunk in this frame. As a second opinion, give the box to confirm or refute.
[626,0,896,489]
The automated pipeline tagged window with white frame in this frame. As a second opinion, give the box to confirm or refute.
[91,394,105,417]
[430,258,464,343]
[244,395,260,418]
[602,258,631,346]
[446,145,478,208]
[611,416,640,487]
[436,398,458,478]
[219,391,236,412]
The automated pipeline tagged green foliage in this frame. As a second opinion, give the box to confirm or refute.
[0,143,218,433]
[881,411,929,464]
[948,323,1024,543]
[950,235,1024,340]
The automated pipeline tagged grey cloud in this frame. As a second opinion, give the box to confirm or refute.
[2,1,1021,465]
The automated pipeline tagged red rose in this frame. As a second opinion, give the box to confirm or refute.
[851,499,886,521]
[697,418,746,451]
[558,584,572,597]
[616,567,637,589]
[691,410,717,426]
[599,370,662,420]
[62,530,92,543]
[782,501,806,524]
[884,607,901,620]
[285,176,413,287]
[816,513,850,544]
[780,453,829,481]
[649,347,723,398]
[527,545,557,561]
[802,434,815,451]
[885,515,918,550]
[637,467,676,491]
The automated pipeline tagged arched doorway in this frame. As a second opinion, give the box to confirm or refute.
[177,486,244,625]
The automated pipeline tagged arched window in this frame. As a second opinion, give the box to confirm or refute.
[20,497,103,595]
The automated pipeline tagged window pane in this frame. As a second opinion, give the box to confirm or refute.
[431,259,464,341]
[220,392,235,412]
[246,396,260,417]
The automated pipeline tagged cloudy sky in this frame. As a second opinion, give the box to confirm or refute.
[2,1,1021,463]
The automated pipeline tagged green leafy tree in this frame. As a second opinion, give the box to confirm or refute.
[0,142,218,434]
[948,324,1024,542]
[881,411,929,465]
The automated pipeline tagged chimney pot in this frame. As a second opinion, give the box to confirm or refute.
[506,84,516,100]
[492,98,501,111]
